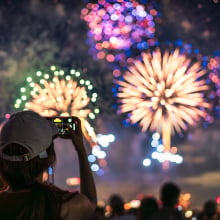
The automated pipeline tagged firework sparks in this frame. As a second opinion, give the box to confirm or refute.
[207,53,220,118]
[164,39,216,125]
[25,77,92,118]
[115,48,211,167]
[81,0,160,67]
[116,48,210,133]
[14,66,109,174]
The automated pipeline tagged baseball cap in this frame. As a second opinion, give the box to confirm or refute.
[0,110,58,162]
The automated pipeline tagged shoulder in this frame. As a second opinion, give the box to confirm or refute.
[60,192,96,220]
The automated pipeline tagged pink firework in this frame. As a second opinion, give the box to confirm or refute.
[81,0,160,64]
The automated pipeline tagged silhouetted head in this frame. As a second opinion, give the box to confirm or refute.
[109,194,125,216]
[203,200,217,217]
[160,182,181,208]
[139,196,159,220]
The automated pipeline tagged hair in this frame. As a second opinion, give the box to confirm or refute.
[0,142,60,220]
[0,143,56,189]
[160,182,181,207]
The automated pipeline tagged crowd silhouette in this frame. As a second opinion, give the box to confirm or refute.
[90,181,220,220]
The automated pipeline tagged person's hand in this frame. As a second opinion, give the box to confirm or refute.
[59,116,84,153]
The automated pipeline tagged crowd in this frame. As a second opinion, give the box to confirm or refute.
[0,110,219,220]
[92,183,220,220]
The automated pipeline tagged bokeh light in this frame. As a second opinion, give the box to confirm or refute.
[142,132,183,168]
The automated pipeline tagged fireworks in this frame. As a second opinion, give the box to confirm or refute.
[208,55,220,86]
[14,66,110,175]
[15,66,98,120]
[115,48,211,165]
[81,0,160,67]
[207,53,220,118]
[164,39,216,125]
[116,48,210,133]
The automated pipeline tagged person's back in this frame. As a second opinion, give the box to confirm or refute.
[149,182,183,220]
[0,183,80,219]
[0,110,97,220]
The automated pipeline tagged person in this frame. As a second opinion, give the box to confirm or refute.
[197,200,220,220]
[149,182,184,220]
[138,196,159,220]
[0,110,97,220]
[107,194,137,220]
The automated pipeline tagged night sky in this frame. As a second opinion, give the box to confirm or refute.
[0,0,220,210]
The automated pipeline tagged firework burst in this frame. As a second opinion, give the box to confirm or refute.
[115,48,211,161]
[81,0,160,67]
[14,66,109,174]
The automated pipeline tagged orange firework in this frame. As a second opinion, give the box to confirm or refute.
[25,76,92,118]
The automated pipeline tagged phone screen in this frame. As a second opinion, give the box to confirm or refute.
[45,117,76,136]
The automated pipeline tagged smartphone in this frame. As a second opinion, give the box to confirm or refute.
[45,116,76,136]
[44,116,77,185]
